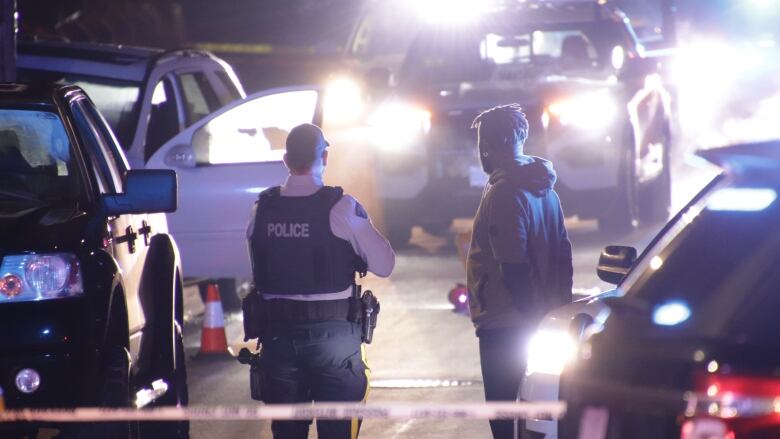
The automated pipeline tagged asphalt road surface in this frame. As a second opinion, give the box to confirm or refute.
[181,157,719,439]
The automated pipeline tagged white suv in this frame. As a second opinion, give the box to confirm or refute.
[19,41,323,306]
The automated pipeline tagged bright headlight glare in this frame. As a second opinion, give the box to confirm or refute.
[368,102,431,152]
[526,330,578,376]
[324,77,364,125]
[0,253,83,303]
[408,0,486,23]
[548,91,617,129]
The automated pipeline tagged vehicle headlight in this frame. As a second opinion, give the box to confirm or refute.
[367,102,431,152]
[324,77,365,125]
[0,253,83,303]
[547,91,617,130]
[526,329,578,376]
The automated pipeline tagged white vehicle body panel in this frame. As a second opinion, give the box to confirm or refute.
[146,86,320,279]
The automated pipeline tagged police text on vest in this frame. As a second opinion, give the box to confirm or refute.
[267,223,310,238]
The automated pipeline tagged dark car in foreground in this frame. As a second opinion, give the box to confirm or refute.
[0,83,186,438]
[559,141,780,439]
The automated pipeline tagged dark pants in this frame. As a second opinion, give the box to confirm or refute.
[478,327,533,439]
[260,320,368,439]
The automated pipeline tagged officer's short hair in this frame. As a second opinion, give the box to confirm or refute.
[285,123,330,171]
[471,104,529,151]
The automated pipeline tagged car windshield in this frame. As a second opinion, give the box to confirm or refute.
[619,174,780,345]
[0,108,83,203]
[399,20,626,87]
[17,70,141,149]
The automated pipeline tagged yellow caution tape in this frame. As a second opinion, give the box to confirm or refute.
[194,42,317,56]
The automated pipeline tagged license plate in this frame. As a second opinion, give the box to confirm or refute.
[468,166,488,187]
[578,406,609,439]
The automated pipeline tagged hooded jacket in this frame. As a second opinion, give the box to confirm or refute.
[466,157,573,331]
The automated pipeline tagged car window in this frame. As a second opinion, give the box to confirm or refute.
[16,69,141,149]
[0,108,83,201]
[399,20,623,86]
[71,99,124,193]
[619,177,780,344]
[215,70,244,105]
[82,98,131,174]
[192,90,318,165]
[178,72,222,125]
[145,77,181,161]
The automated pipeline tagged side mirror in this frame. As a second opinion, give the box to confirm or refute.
[597,245,637,285]
[102,169,178,216]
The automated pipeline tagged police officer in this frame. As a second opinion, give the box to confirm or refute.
[246,123,395,439]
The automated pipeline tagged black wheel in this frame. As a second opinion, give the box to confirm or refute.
[141,278,190,439]
[598,140,639,236]
[638,126,672,225]
[139,327,189,439]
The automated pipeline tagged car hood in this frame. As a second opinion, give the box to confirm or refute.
[0,202,90,252]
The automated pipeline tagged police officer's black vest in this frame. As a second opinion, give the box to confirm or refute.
[251,186,360,295]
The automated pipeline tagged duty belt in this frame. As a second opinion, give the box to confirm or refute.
[264,298,352,324]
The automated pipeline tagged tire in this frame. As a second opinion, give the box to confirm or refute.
[598,142,639,236]
[638,126,672,226]
[141,276,190,439]
[139,327,189,439]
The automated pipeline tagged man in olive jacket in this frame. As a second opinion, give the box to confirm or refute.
[467,104,573,439]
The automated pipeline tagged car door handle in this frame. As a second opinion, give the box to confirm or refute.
[139,220,152,246]
[115,225,138,254]
[164,144,196,168]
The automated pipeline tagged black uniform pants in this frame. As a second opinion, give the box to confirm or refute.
[260,320,368,439]
[478,326,533,439]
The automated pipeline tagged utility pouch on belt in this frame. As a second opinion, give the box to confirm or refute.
[242,290,266,342]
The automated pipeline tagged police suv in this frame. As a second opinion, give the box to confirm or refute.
[366,1,673,242]
[0,83,186,438]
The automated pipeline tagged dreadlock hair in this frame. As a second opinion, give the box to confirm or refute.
[471,104,529,153]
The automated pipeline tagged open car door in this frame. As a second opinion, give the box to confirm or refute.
[146,86,322,279]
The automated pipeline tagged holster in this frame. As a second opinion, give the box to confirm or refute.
[242,290,267,342]
[360,290,380,344]
[238,347,264,401]
[249,361,263,401]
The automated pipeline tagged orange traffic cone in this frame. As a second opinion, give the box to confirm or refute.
[199,283,229,356]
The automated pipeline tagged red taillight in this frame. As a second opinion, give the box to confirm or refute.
[685,371,780,437]
[681,418,734,439]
